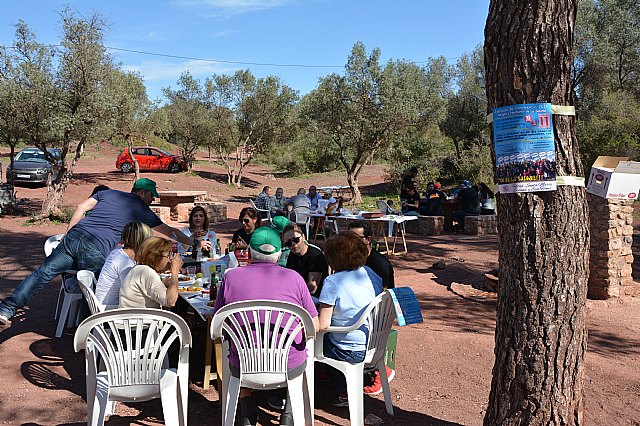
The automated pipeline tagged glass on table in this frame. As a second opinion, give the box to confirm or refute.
[186,266,197,278]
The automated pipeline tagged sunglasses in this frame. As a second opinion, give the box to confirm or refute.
[242,218,252,224]
[285,236,302,247]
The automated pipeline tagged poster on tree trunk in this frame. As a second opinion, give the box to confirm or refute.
[493,103,557,193]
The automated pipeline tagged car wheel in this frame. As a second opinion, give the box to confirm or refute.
[120,162,134,173]
[168,163,180,173]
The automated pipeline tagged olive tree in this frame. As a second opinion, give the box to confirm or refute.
[303,42,429,204]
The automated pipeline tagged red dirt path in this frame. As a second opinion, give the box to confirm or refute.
[0,145,639,425]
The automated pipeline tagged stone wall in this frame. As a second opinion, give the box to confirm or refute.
[588,194,638,299]
[195,201,228,224]
[405,216,444,236]
[464,215,498,236]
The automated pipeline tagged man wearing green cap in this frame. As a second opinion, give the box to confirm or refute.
[212,226,319,425]
[0,178,211,328]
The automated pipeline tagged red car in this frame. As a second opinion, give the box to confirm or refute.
[115,146,188,173]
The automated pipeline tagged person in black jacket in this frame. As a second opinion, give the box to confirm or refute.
[347,220,395,290]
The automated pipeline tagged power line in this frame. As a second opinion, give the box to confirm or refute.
[1,44,450,69]
[104,45,345,68]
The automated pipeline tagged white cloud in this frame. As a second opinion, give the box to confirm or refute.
[172,0,294,17]
[122,59,237,82]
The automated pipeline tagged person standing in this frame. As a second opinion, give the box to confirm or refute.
[0,178,210,327]
[400,167,419,200]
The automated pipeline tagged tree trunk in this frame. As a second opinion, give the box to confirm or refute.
[40,142,85,218]
[347,172,362,205]
[127,135,140,180]
[484,1,588,425]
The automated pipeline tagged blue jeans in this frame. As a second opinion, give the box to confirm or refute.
[0,229,106,319]
[323,333,365,394]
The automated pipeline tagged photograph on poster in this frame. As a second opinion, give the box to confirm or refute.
[493,103,557,193]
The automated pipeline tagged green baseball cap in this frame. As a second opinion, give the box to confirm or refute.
[250,226,282,255]
[272,215,290,234]
[132,178,159,198]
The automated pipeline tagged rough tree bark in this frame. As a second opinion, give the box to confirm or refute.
[484,1,589,425]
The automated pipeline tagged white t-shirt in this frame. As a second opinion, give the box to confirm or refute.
[119,264,168,309]
[178,228,217,255]
[318,266,380,351]
[95,247,135,308]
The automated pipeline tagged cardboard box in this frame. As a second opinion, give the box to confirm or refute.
[586,156,640,199]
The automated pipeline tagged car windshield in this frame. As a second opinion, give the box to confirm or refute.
[14,149,60,163]
[15,151,47,163]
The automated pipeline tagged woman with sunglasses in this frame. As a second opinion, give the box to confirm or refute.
[178,206,217,256]
[282,223,328,298]
[232,207,262,250]
[119,236,183,309]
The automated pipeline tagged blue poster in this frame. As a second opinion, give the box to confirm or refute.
[493,103,557,193]
[388,287,423,326]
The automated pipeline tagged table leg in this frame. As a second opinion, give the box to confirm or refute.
[215,338,223,391]
[203,316,213,390]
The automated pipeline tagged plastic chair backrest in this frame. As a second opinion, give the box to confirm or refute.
[74,308,192,387]
[77,270,104,315]
[292,205,311,224]
[211,300,316,382]
[44,234,64,257]
[376,200,391,215]
[363,291,396,365]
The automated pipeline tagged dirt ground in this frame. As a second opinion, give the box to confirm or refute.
[0,144,639,425]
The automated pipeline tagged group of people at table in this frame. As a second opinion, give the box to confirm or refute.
[400,167,496,230]
[0,178,395,426]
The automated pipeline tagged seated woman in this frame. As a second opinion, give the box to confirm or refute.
[232,207,262,250]
[478,182,496,215]
[95,221,153,309]
[178,206,217,257]
[318,232,383,407]
[119,236,183,309]
[282,223,328,298]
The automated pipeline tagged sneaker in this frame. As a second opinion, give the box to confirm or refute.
[363,366,395,395]
[0,313,9,327]
[267,395,286,411]
[279,412,294,426]
[332,392,349,408]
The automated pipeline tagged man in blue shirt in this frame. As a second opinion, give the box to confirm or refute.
[0,178,211,328]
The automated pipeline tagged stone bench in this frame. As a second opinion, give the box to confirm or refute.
[150,205,171,223]
[464,215,498,235]
[404,215,444,236]
[171,201,228,223]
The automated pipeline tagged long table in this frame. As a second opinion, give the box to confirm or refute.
[310,212,418,255]
[177,292,222,391]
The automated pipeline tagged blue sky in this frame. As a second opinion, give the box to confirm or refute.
[0,0,489,101]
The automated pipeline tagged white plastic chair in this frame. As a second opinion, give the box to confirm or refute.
[45,234,83,337]
[292,206,312,238]
[73,308,192,426]
[315,291,397,425]
[250,199,272,226]
[376,200,392,215]
[77,270,104,315]
[211,300,316,426]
